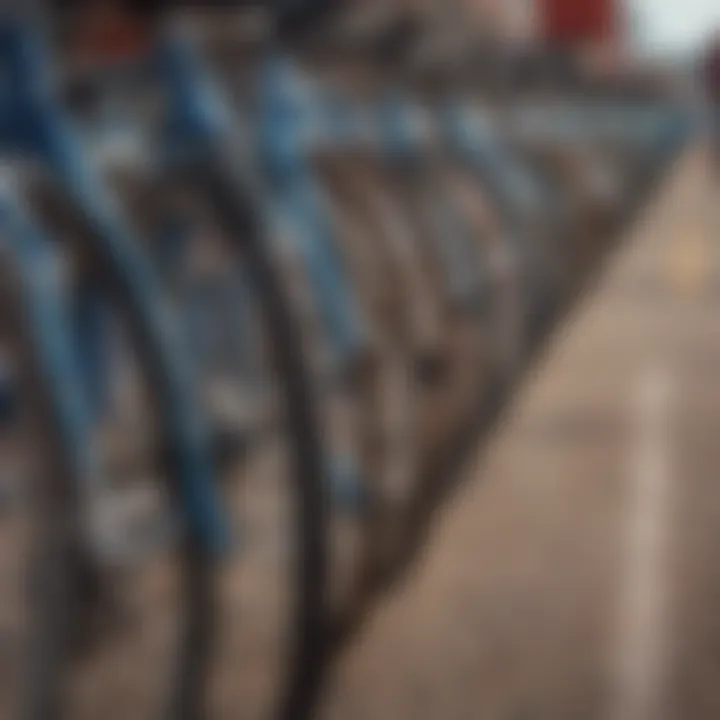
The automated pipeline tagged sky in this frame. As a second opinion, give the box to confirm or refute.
[628,0,720,58]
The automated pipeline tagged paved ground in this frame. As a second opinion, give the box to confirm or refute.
[320,147,720,720]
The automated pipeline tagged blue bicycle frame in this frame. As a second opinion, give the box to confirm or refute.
[0,20,227,552]
[0,186,100,524]
[377,86,489,310]
[254,52,367,370]
[158,29,366,510]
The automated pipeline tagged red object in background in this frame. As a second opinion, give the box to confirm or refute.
[539,0,618,46]
[80,23,150,61]
[75,5,153,66]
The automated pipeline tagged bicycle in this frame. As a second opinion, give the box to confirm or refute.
[44,3,329,716]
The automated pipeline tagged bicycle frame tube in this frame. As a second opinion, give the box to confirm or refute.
[256,53,367,366]
[158,32,373,517]
[378,89,487,308]
[161,34,367,368]
[0,186,103,548]
[439,98,545,223]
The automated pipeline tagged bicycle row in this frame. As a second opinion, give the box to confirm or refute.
[0,2,692,719]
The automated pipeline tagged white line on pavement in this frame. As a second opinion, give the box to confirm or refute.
[610,366,674,720]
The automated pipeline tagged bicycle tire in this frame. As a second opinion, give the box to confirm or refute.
[0,196,97,720]
[192,152,328,720]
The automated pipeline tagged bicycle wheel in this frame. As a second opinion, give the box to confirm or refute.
[310,151,421,629]
[204,33,381,643]
[55,26,328,716]
[106,159,329,720]
[0,199,94,720]
[4,17,224,713]
[25,167,214,720]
